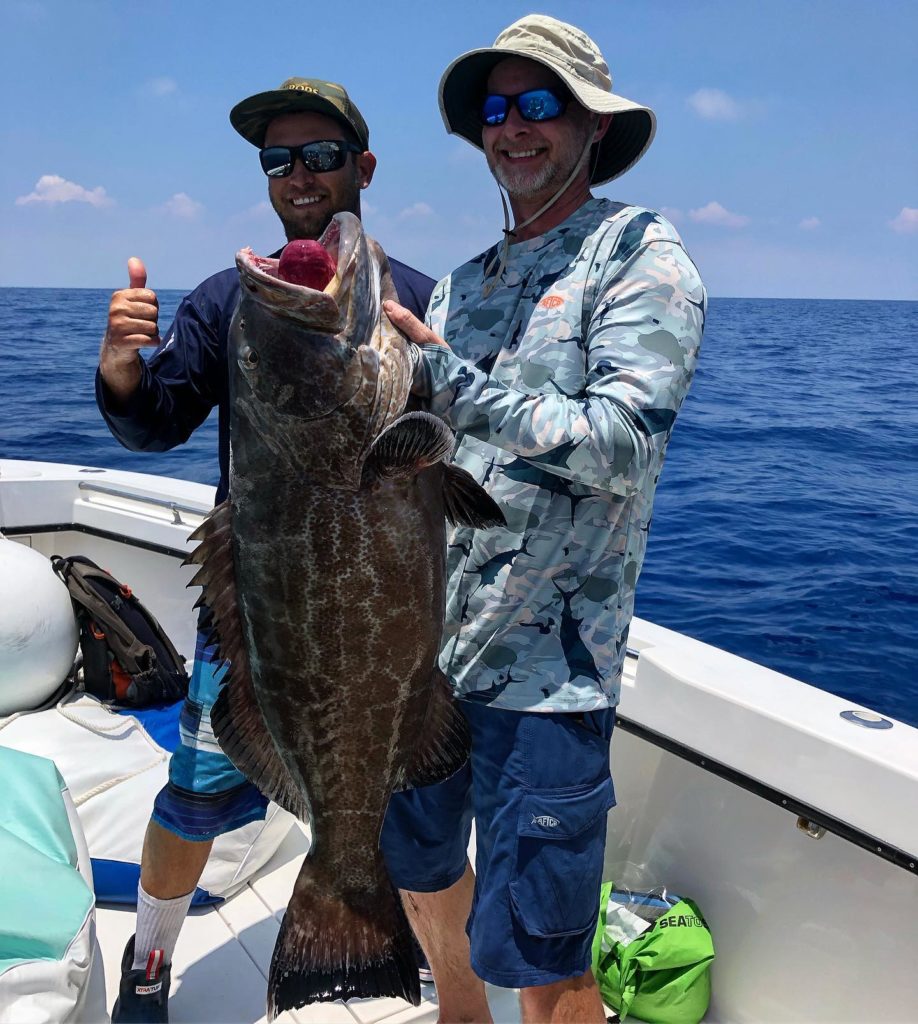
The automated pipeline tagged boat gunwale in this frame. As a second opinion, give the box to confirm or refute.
[615,713,918,875]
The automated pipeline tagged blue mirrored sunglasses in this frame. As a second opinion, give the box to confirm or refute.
[259,139,363,178]
[479,88,568,127]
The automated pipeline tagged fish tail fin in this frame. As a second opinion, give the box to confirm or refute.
[268,855,420,1018]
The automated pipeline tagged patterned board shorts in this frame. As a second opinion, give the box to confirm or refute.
[152,630,268,841]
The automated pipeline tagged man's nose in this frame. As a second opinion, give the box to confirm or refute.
[288,155,316,185]
[503,105,531,134]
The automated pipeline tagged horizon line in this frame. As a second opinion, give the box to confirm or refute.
[1,285,916,304]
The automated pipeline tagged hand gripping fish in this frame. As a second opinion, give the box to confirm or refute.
[186,212,504,1018]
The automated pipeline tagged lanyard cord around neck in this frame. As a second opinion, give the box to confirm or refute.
[482,116,599,297]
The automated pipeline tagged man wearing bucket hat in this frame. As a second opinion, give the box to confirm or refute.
[98,78,435,1023]
[381,15,706,1022]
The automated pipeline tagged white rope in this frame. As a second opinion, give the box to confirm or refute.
[47,698,167,806]
[72,751,167,807]
[0,710,22,732]
[54,701,135,734]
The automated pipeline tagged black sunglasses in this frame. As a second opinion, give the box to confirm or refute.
[479,88,569,127]
[259,139,363,178]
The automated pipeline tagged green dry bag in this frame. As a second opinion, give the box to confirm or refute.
[591,881,715,1023]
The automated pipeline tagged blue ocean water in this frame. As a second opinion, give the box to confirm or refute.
[1,288,916,726]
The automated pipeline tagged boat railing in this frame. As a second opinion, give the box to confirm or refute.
[77,482,208,528]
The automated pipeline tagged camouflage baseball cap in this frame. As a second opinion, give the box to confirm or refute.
[230,78,369,150]
[439,15,655,185]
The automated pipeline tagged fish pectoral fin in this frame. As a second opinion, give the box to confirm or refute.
[443,464,507,529]
[365,410,454,480]
[396,669,470,790]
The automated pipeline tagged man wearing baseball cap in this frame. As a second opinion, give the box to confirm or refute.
[381,16,706,1022]
[98,78,434,1023]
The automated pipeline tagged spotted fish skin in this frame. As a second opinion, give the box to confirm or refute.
[187,213,503,1017]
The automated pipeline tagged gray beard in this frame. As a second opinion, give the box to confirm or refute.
[492,155,562,198]
[488,118,594,201]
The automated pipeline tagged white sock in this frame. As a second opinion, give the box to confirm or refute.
[132,883,194,971]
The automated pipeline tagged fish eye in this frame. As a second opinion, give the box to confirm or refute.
[239,346,260,371]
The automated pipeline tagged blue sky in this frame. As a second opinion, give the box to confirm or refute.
[1,0,915,298]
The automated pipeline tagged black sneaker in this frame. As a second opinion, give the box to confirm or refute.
[411,934,434,985]
[110,935,171,1023]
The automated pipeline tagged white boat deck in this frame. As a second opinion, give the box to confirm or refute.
[91,824,524,1024]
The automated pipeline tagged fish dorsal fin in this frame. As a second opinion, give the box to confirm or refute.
[365,411,454,479]
[442,464,507,529]
[185,502,309,822]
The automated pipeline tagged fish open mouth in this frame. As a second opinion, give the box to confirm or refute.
[238,215,359,327]
[236,240,342,332]
[238,249,334,292]
[239,218,343,291]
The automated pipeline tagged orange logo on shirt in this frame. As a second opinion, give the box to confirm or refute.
[539,295,564,309]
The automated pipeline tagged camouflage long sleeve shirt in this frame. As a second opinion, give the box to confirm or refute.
[420,198,705,711]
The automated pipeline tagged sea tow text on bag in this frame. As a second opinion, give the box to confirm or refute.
[658,913,707,929]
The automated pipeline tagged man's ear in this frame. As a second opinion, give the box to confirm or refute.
[594,113,613,143]
[356,150,378,189]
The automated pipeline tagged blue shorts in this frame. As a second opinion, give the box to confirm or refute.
[152,631,268,841]
[381,701,616,989]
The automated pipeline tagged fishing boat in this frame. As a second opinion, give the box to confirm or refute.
[0,457,915,1023]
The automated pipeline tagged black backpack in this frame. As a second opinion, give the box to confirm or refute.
[51,554,189,707]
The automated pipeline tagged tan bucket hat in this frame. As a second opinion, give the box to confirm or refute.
[230,78,369,150]
[439,15,656,185]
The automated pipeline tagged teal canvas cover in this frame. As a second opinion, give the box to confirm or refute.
[0,747,94,975]
[591,881,715,1023]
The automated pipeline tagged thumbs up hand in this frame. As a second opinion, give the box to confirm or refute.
[127,256,148,291]
[99,258,162,401]
[105,257,161,353]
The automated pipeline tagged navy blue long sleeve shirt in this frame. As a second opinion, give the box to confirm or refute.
[96,255,435,504]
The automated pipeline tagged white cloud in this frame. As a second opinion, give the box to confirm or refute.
[889,207,918,234]
[799,216,821,230]
[397,201,434,221]
[689,201,749,228]
[660,206,684,224]
[243,200,273,218]
[15,174,113,207]
[162,192,203,218]
[145,77,178,97]
[687,88,742,121]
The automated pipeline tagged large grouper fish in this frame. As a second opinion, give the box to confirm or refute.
[186,212,504,1018]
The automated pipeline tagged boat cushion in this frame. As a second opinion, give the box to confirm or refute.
[0,692,295,905]
[0,747,95,1023]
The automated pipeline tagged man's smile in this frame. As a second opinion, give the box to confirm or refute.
[503,147,544,160]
